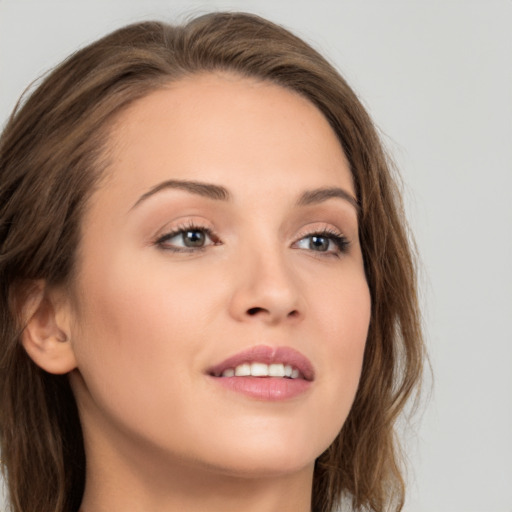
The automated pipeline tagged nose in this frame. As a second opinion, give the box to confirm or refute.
[228,246,303,326]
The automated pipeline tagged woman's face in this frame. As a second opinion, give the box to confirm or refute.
[67,73,371,478]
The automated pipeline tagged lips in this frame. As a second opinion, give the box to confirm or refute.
[207,345,315,382]
[206,345,314,401]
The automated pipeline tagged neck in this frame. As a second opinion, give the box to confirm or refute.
[79,457,314,512]
[78,419,314,512]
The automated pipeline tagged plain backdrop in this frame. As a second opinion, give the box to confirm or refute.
[1,1,511,511]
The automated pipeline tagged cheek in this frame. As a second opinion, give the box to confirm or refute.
[69,251,209,426]
[74,245,210,348]
[312,260,371,350]
[310,270,371,430]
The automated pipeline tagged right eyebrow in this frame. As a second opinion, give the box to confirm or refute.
[130,179,231,210]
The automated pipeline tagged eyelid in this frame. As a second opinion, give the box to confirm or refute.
[153,220,221,252]
[152,216,214,240]
[292,223,350,255]
[293,223,347,241]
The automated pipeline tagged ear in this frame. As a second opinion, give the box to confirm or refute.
[20,280,77,375]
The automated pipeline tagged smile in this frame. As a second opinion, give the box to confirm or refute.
[207,344,314,381]
[207,345,314,400]
[217,362,302,379]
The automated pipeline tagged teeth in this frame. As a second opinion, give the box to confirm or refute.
[220,362,300,379]
[235,363,251,376]
[251,362,268,376]
[269,363,285,377]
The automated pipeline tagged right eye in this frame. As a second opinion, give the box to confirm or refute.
[155,225,219,253]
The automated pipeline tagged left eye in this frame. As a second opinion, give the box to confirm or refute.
[156,227,216,251]
[295,233,349,254]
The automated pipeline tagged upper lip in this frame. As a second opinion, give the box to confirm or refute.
[207,345,315,381]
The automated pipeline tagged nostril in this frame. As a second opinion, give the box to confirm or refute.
[247,307,265,316]
[246,307,299,318]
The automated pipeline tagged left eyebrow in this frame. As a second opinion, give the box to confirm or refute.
[296,187,359,212]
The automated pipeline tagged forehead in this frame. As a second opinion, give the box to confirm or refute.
[101,72,354,206]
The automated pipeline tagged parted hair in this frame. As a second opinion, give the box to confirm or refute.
[0,12,424,512]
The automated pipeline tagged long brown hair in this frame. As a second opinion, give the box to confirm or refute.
[0,12,424,512]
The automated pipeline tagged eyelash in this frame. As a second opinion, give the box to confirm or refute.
[154,223,350,257]
[154,222,219,253]
[295,227,350,258]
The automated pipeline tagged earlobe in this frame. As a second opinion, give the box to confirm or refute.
[20,280,78,375]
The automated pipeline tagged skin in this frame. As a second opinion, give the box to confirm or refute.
[24,73,371,512]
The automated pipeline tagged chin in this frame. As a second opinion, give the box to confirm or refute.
[201,450,317,480]
[191,423,334,479]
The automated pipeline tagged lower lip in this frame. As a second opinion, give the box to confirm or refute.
[210,376,311,400]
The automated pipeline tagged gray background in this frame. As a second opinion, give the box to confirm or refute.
[1,1,511,511]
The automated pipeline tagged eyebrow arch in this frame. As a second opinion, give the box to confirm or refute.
[131,179,231,210]
[131,180,358,213]
[296,187,359,212]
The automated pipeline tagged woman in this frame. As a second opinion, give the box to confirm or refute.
[0,12,424,512]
